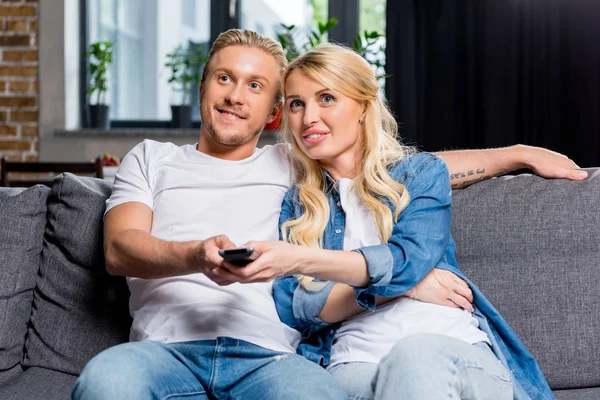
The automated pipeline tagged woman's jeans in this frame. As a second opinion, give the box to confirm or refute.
[329,333,513,400]
[72,337,347,400]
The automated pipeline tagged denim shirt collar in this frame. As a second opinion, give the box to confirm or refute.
[321,169,338,194]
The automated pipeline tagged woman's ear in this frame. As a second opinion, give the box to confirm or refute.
[359,103,367,123]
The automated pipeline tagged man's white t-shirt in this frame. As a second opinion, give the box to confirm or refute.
[105,140,301,353]
[328,178,489,368]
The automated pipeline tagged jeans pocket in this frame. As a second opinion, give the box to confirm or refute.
[473,343,513,384]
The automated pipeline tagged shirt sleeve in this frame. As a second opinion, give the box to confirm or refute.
[353,155,453,310]
[273,188,337,336]
[105,140,155,216]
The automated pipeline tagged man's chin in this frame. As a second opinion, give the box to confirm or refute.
[211,130,254,146]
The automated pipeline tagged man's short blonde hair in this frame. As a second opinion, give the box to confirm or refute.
[201,29,287,102]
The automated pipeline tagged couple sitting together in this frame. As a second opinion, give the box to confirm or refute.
[73,29,584,400]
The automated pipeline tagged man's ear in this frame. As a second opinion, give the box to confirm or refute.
[267,102,282,123]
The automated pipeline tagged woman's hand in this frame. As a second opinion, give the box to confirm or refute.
[405,269,474,312]
[212,241,303,284]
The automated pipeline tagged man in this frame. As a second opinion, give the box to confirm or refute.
[72,29,585,400]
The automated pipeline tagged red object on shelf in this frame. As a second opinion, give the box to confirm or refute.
[264,109,283,131]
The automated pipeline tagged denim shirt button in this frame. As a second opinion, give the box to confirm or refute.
[335,229,342,234]
[336,201,341,207]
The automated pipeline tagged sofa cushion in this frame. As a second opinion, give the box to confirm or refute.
[0,185,50,372]
[0,363,24,388]
[554,388,600,400]
[23,174,131,375]
[0,367,77,400]
[451,168,600,390]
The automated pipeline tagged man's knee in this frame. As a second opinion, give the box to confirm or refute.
[72,342,161,400]
[257,354,347,399]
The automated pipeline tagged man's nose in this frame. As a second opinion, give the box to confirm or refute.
[225,83,245,105]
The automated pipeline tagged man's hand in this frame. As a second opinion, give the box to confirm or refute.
[212,241,301,284]
[405,269,474,312]
[191,235,237,285]
[519,144,588,180]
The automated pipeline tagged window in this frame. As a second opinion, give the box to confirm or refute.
[360,0,386,87]
[81,0,381,127]
[241,0,315,41]
[87,0,211,121]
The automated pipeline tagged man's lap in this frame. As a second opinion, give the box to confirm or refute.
[72,338,347,400]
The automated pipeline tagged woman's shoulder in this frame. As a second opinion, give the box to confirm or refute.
[388,151,448,183]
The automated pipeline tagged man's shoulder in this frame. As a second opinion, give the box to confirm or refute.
[125,139,188,167]
[261,143,292,158]
[133,139,182,156]
[255,143,293,173]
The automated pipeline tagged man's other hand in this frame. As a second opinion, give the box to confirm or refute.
[405,269,474,312]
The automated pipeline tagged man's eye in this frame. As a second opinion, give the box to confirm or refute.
[218,76,230,82]
[250,82,261,90]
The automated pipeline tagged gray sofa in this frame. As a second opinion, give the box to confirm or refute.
[0,169,598,399]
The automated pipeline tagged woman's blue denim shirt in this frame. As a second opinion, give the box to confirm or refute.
[273,152,554,400]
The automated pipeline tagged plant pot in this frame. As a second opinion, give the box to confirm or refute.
[89,104,110,129]
[264,109,283,131]
[171,105,192,129]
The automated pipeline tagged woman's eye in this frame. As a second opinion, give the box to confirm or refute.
[250,82,261,90]
[321,94,335,103]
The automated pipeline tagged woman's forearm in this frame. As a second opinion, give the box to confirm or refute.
[295,247,370,288]
[319,283,396,323]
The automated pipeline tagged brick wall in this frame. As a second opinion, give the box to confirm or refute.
[0,0,38,162]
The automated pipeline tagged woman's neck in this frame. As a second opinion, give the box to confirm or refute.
[319,153,361,181]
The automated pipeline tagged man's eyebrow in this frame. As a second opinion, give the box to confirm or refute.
[212,68,270,84]
[285,87,332,101]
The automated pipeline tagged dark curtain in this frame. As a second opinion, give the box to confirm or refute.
[385,0,600,167]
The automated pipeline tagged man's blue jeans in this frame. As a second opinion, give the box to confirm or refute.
[72,337,347,400]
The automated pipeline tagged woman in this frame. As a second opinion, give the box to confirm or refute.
[219,43,552,399]
[273,43,554,399]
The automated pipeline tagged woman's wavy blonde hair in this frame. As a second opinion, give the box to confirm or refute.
[280,43,412,264]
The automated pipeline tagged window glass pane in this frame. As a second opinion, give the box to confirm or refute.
[118,0,143,35]
[360,0,385,33]
[99,0,115,28]
[310,0,328,25]
[88,0,210,120]
[359,0,386,86]
[241,0,314,42]
[182,0,196,28]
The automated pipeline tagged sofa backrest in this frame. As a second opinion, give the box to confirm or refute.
[0,185,49,385]
[451,168,600,390]
[21,173,131,375]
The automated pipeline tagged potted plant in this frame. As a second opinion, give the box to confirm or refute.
[277,17,338,62]
[353,30,386,81]
[165,44,207,128]
[86,40,113,129]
